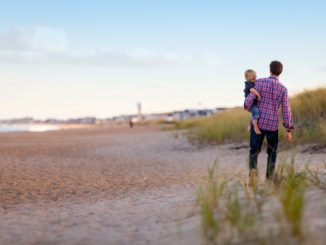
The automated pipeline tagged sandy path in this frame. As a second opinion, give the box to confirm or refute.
[0,126,325,244]
[0,126,214,244]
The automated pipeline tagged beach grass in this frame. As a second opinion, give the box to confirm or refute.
[277,163,306,237]
[198,158,326,244]
[172,88,326,145]
[197,162,225,242]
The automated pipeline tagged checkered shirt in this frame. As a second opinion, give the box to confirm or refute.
[244,76,294,131]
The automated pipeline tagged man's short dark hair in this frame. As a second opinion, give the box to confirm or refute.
[270,61,283,76]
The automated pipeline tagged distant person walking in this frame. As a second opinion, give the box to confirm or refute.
[129,119,134,128]
[244,61,294,184]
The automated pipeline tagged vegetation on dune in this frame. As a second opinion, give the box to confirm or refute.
[193,88,326,244]
[291,88,326,145]
[171,88,326,145]
[198,158,326,244]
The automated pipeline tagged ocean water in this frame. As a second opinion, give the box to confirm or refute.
[0,124,61,133]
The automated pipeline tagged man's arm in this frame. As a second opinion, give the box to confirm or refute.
[244,93,255,111]
[281,88,294,130]
[244,79,261,110]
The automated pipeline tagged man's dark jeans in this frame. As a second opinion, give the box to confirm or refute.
[249,126,278,179]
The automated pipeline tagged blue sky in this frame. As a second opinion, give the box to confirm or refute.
[1,0,325,119]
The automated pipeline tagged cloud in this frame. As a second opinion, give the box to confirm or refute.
[0,26,219,68]
[0,48,194,67]
[0,26,68,53]
[58,47,194,67]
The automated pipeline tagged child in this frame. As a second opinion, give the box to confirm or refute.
[244,69,261,135]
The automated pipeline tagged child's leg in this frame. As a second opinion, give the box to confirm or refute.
[252,119,261,134]
[251,105,261,134]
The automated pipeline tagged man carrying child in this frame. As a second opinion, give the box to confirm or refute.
[244,61,294,183]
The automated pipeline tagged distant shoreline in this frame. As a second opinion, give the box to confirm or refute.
[0,123,95,133]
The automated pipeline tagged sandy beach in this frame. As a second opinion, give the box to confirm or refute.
[1,125,325,244]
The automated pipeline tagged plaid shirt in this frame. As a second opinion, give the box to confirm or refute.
[244,76,294,131]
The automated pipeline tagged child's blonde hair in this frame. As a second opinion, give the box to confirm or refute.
[245,69,256,81]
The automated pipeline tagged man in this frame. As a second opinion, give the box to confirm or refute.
[244,61,294,182]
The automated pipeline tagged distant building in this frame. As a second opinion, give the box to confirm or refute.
[0,107,229,127]
[45,118,66,124]
[68,117,96,124]
[1,117,34,124]
[112,115,133,123]
[172,109,214,121]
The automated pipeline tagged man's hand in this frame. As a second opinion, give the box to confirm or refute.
[286,132,292,142]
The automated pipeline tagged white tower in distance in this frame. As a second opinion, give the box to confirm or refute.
[137,102,142,121]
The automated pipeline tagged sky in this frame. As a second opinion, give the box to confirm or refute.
[1,0,326,119]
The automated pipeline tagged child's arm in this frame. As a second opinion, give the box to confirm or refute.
[250,88,261,100]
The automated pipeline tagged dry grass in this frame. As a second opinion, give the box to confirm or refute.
[290,88,326,145]
[198,157,326,244]
[173,88,326,145]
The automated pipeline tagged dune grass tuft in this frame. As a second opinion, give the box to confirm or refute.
[274,162,306,237]
[198,157,326,244]
[197,162,225,243]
